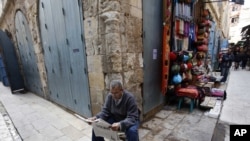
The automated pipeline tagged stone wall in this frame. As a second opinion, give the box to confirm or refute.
[0,0,48,98]
[206,2,232,40]
[83,0,143,115]
[206,1,230,38]
[0,0,143,117]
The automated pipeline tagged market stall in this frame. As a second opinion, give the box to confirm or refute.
[165,0,226,113]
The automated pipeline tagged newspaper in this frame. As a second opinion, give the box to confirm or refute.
[74,114,120,141]
[74,114,98,123]
[92,119,119,141]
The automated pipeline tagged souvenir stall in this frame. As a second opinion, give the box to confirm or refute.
[166,0,226,113]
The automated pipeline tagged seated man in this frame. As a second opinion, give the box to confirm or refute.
[88,80,140,141]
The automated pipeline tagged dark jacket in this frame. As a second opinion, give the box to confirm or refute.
[233,51,241,62]
[221,53,234,68]
[96,90,139,131]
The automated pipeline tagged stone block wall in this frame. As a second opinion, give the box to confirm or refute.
[206,1,230,38]
[83,0,143,115]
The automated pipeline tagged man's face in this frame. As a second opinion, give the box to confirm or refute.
[110,86,123,100]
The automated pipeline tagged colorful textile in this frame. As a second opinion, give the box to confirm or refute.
[177,88,199,98]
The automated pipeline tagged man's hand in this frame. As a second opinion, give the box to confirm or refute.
[86,117,97,124]
[88,117,97,121]
[110,122,120,131]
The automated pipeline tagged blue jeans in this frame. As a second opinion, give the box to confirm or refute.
[92,117,139,141]
[221,67,229,82]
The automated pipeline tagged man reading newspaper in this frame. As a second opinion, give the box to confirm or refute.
[87,80,140,141]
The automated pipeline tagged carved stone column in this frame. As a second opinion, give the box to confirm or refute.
[101,11,122,73]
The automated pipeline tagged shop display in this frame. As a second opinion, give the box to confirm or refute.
[165,0,226,112]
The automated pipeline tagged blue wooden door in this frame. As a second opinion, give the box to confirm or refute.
[15,11,43,96]
[39,0,91,117]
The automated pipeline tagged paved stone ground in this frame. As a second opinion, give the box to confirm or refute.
[213,68,250,141]
[1,79,229,141]
[0,101,22,141]
[0,83,220,141]
[2,66,249,141]
[139,104,218,141]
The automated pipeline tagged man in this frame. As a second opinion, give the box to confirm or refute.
[220,49,234,83]
[88,80,139,141]
[233,46,241,70]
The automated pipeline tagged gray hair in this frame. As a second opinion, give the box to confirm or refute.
[110,80,123,89]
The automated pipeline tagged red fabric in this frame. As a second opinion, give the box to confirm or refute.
[177,88,199,98]
[170,52,177,61]
[202,38,208,44]
[197,45,208,52]
[187,62,192,70]
[175,19,180,35]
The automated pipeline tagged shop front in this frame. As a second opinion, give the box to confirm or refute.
[164,0,227,114]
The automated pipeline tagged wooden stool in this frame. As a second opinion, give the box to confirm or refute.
[176,87,199,112]
[177,97,196,112]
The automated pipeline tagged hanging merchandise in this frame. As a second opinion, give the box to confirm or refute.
[188,23,196,51]
[197,28,205,35]
[175,19,192,38]
[171,63,181,75]
[161,0,172,95]
[172,73,182,84]
[165,0,198,94]
[183,54,189,62]
[184,22,190,37]
[170,51,177,61]
[167,1,227,110]
[197,44,208,52]
[180,63,188,72]
[173,0,196,51]
[196,51,205,60]
[188,52,193,59]
[177,52,184,62]
[195,9,211,55]
[187,62,193,70]
[175,0,192,20]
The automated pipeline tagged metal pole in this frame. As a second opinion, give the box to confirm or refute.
[202,0,229,3]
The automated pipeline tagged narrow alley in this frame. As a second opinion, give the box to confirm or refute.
[0,0,249,141]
